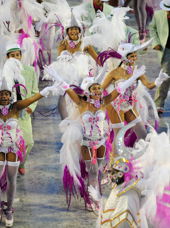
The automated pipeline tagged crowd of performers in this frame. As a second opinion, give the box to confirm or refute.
[0,0,170,227]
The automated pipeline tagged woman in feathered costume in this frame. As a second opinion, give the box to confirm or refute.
[43,0,103,120]
[44,62,145,210]
[99,39,168,160]
[0,58,57,227]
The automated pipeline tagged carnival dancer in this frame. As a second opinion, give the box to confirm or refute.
[0,58,58,227]
[89,122,170,227]
[100,39,168,159]
[44,11,102,120]
[44,62,146,210]
[6,44,39,175]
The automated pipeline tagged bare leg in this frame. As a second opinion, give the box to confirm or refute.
[58,95,68,120]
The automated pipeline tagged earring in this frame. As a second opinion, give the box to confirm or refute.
[9,97,13,104]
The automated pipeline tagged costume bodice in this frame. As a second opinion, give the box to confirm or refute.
[0,118,19,147]
[114,79,138,94]
[112,79,139,112]
[81,110,105,140]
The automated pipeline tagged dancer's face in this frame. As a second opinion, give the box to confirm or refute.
[0,90,11,106]
[89,83,102,100]
[127,52,137,66]
[7,50,22,61]
[68,27,80,41]
[95,0,103,7]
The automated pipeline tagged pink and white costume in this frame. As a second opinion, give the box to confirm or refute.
[106,77,158,127]
[59,109,109,208]
[0,118,25,164]
[81,110,106,149]
[112,79,139,113]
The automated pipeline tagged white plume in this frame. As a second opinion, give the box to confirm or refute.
[2,58,25,86]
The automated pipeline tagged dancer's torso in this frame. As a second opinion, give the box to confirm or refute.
[64,39,82,54]
[112,79,138,112]
[0,118,19,148]
[81,110,106,140]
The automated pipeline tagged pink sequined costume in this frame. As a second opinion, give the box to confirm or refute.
[112,79,139,113]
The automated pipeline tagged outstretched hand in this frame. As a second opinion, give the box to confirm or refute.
[155,69,170,87]
[158,69,170,81]
[40,84,59,97]
[133,65,146,80]
[44,65,57,78]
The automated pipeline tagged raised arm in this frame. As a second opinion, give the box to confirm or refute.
[104,65,146,105]
[43,65,81,105]
[15,83,60,111]
[139,74,156,90]
[65,88,82,105]
[101,71,115,90]
[103,89,119,105]
[140,69,170,90]
[15,93,43,111]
